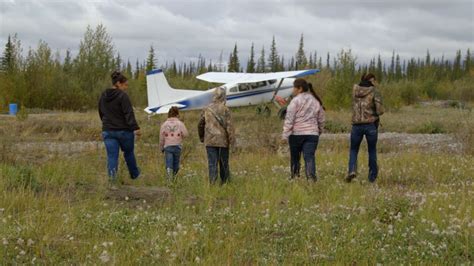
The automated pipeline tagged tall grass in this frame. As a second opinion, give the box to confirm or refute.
[0,106,472,264]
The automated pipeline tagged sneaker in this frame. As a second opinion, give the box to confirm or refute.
[345,172,356,183]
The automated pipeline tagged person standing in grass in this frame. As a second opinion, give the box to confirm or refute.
[99,71,141,185]
[282,78,325,181]
[346,73,384,183]
[198,87,235,184]
[159,106,188,181]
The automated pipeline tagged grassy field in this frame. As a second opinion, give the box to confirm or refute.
[0,105,473,264]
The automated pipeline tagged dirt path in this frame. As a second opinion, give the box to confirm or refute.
[11,133,462,155]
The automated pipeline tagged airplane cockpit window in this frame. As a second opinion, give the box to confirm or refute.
[239,84,250,92]
[229,86,238,93]
[268,79,277,85]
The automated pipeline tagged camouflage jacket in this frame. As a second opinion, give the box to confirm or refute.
[352,85,385,124]
[198,103,236,148]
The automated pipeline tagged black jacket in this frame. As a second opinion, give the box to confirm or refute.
[99,88,140,131]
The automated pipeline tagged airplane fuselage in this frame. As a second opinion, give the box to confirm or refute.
[149,78,295,113]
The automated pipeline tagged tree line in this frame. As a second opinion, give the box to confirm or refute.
[0,25,472,111]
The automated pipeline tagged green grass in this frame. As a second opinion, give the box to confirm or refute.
[0,105,473,264]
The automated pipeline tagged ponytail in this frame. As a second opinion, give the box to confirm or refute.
[293,78,325,110]
[308,83,325,110]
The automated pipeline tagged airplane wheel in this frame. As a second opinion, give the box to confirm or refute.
[257,105,271,116]
[262,106,271,117]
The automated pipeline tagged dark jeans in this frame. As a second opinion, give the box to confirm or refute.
[102,131,140,181]
[206,146,230,184]
[289,135,319,180]
[164,145,182,175]
[348,123,378,182]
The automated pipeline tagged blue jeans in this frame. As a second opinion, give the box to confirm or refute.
[164,145,182,175]
[102,131,140,181]
[288,135,319,180]
[348,123,378,182]
[206,146,230,184]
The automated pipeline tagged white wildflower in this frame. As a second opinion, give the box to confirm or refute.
[99,250,111,263]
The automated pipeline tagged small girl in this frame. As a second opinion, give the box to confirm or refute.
[159,107,188,180]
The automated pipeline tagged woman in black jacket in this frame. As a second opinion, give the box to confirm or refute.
[99,71,141,185]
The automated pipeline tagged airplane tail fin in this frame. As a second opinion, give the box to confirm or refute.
[146,69,173,109]
[145,69,211,114]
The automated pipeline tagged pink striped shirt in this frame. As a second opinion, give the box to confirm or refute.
[159,118,188,149]
[282,92,325,139]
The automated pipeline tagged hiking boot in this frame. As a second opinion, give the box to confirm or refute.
[345,172,357,183]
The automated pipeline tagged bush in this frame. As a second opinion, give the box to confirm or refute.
[415,121,445,134]
[324,120,349,133]
[400,81,420,105]
[16,104,29,121]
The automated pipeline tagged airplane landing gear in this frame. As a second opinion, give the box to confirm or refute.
[256,104,271,117]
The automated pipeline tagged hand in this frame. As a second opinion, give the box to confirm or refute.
[134,129,142,139]
[280,138,288,145]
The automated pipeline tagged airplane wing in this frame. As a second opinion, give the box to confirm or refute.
[196,69,319,84]
[144,103,187,114]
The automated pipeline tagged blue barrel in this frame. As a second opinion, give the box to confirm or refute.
[9,103,18,116]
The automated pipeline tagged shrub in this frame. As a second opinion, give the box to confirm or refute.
[16,104,29,121]
[324,120,349,133]
[415,121,445,134]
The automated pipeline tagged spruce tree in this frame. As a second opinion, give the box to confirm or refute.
[1,35,14,72]
[256,46,266,73]
[395,54,402,80]
[227,44,240,72]
[268,36,279,72]
[326,52,330,70]
[452,49,462,80]
[295,34,307,70]
[464,48,471,74]
[146,45,157,72]
[246,43,256,73]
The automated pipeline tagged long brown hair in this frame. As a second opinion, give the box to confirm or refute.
[293,78,325,110]
[168,106,180,118]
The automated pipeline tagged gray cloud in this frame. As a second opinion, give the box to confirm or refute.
[0,0,472,67]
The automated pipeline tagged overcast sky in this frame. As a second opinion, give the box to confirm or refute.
[0,0,473,67]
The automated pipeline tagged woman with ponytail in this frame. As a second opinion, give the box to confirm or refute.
[282,78,325,181]
[99,71,141,187]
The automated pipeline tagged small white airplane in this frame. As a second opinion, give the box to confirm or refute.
[144,68,320,114]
